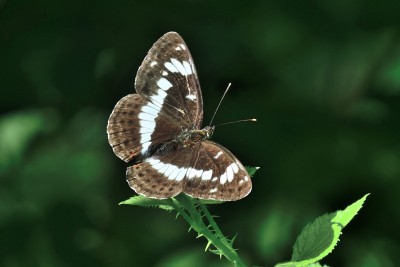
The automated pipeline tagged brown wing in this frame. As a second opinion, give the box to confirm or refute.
[183,141,252,201]
[126,147,194,199]
[107,32,203,162]
[107,94,180,162]
[127,141,252,201]
[135,32,203,129]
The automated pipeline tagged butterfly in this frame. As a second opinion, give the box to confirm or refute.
[107,32,252,201]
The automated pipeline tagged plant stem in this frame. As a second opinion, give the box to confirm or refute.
[172,194,247,267]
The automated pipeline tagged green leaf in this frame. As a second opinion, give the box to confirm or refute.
[291,213,338,262]
[119,195,175,211]
[199,199,224,205]
[246,166,260,177]
[275,194,369,267]
[331,193,370,228]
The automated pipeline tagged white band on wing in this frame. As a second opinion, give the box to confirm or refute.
[145,157,240,184]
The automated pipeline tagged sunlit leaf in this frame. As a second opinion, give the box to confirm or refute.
[275,194,369,267]
[246,166,260,177]
[119,195,175,211]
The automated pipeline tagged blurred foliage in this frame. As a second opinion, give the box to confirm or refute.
[1,0,400,266]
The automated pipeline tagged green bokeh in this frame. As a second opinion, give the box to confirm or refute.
[1,0,400,266]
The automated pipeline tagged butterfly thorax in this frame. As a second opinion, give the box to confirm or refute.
[153,126,214,158]
[177,126,215,148]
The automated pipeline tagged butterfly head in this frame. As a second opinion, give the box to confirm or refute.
[203,125,215,139]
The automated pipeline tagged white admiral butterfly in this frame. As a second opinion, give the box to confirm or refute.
[107,32,252,201]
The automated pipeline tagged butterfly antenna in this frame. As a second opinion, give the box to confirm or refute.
[215,118,257,127]
[209,83,232,126]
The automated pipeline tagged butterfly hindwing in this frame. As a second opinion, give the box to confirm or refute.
[134,141,252,201]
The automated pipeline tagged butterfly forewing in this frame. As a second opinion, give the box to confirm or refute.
[107,32,203,161]
[107,94,144,162]
[135,32,203,129]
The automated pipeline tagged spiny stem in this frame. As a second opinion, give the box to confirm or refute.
[173,194,247,267]
[171,198,197,228]
[197,200,224,237]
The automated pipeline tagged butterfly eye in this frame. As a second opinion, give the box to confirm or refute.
[204,126,214,139]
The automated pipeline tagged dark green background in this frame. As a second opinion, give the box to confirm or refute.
[1,0,400,266]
